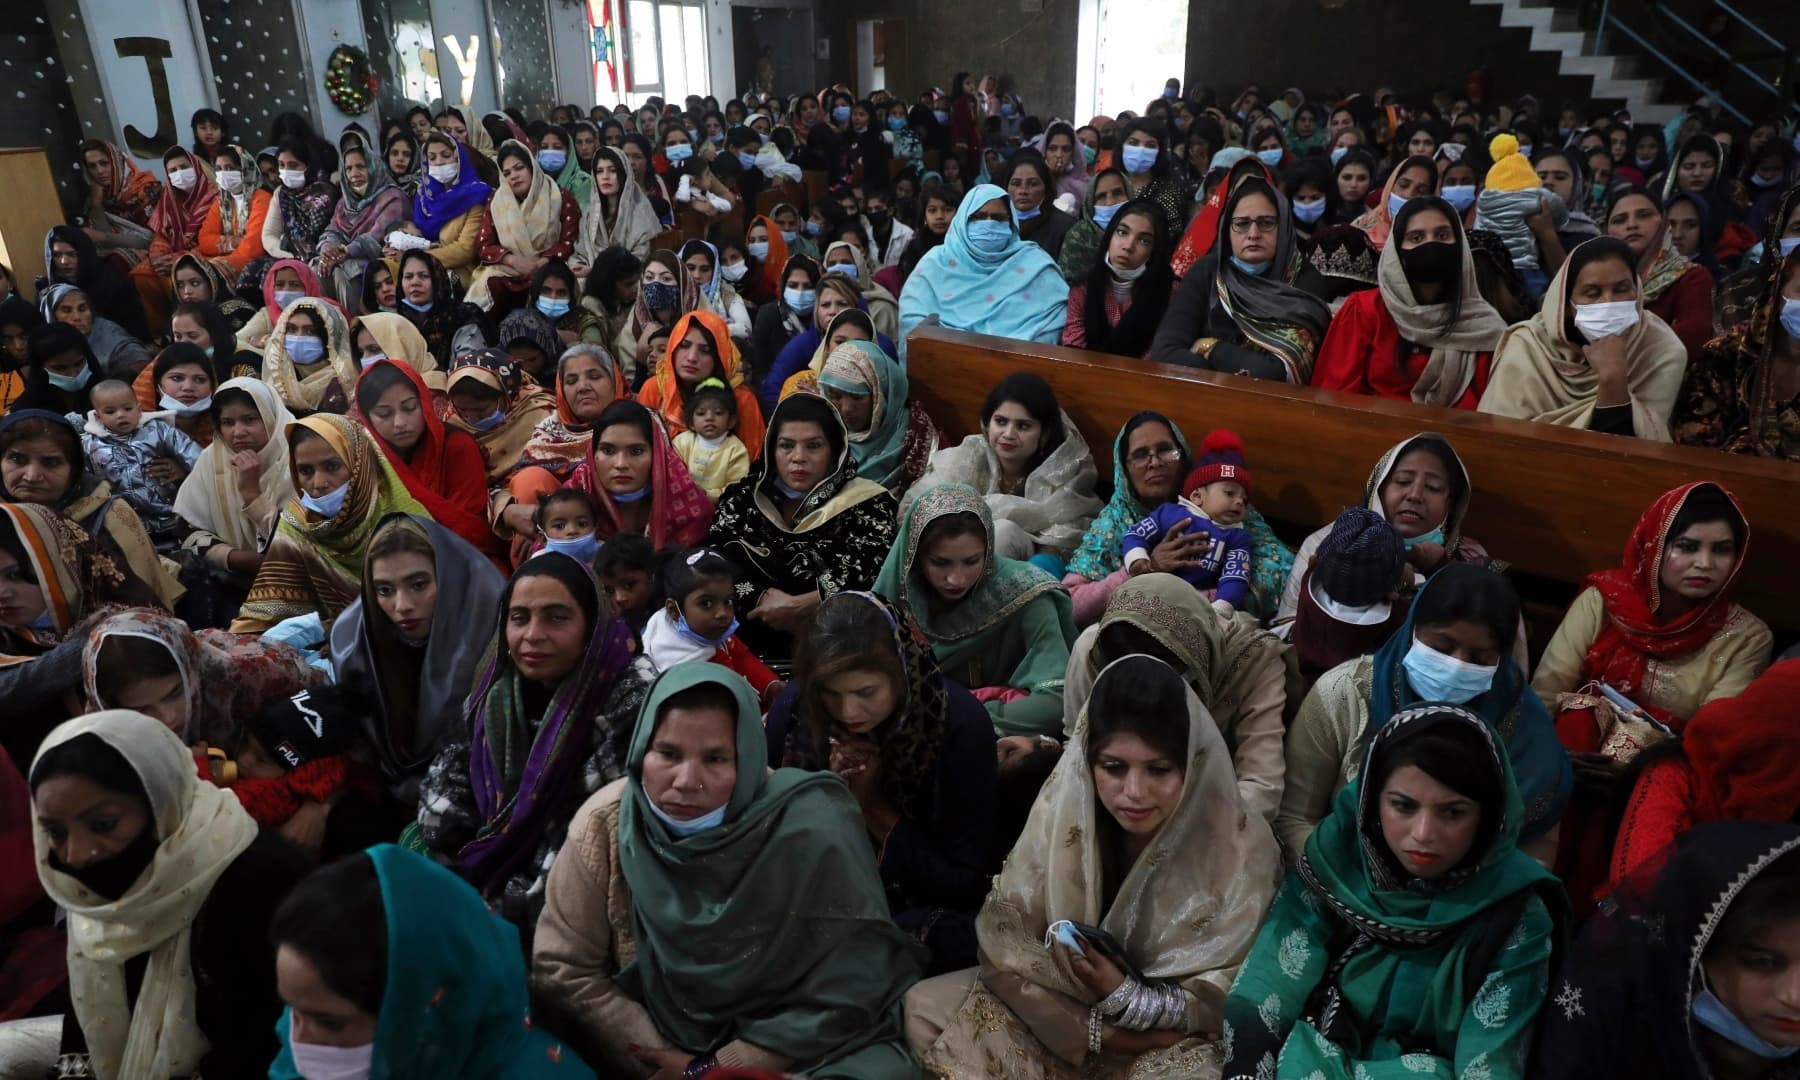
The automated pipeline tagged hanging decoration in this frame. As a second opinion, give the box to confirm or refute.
[325,44,377,115]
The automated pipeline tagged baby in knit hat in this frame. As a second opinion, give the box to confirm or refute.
[1287,507,1409,689]
[1122,429,1255,618]
[1474,132,1569,302]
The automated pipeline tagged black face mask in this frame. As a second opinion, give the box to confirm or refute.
[1398,240,1461,287]
[866,210,889,229]
[48,821,159,902]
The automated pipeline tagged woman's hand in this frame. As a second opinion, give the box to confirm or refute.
[1570,750,1624,794]
[1407,539,1446,574]
[631,1046,692,1080]
[146,457,188,485]
[503,252,538,276]
[748,587,815,631]
[500,501,538,537]
[317,244,347,274]
[1068,944,1126,1000]
[278,800,330,858]
[1142,519,1208,575]
[1583,332,1632,407]
[231,449,263,505]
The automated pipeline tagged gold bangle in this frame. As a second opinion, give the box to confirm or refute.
[1190,336,1220,360]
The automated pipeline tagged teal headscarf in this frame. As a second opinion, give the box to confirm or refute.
[615,663,924,1076]
[270,844,592,1079]
[818,338,913,490]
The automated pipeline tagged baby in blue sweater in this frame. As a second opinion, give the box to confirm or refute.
[1122,429,1254,617]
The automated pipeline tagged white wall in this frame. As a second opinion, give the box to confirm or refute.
[76,0,219,170]
[293,0,374,124]
[548,0,598,109]
[430,0,500,113]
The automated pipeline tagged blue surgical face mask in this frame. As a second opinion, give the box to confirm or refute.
[827,261,859,278]
[537,149,567,172]
[542,531,600,563]
[1291,198,1327,224]
[784,287,815,314]
[1694,985,1800,1060]
[1120,145,1159,174]
[887,116,906,131]
[676,611,740,649]
[1229,255,1271,276]
[966,218,1013,255]
[1441,184,1477,212]
[612,484,650,503]
[774,478,811,500]
[1162,87,1179,100]
[1387,192,1411,218]
[47,367,91,392]
[665,142,693,163]
[1331,146,1348,166]
[831,105,851,124]
[779,229,799,245]
[933,109,950,126]
[273,289,304,309]
[469,409,506,431]
[400,296,432,313]
[1778,237,1800,259]
[1516,143,1532,158]
[747,240,770,259]
[1013,204,1041,223]
[1000,103,1016,118]
[1256,148,1284,167]
[301,479,350,519]
[708,132,725,145]
[536,296,571,319]
[1780,301,1800,341]
[1750,171,1782,189]
[804,220,822,237]
[645,792,728,837]
[738,150,759,170]
[285,335,325,364]
[1092,202,1122,230]
[1401,637,1497,704]
[1588,180,1608,203]
[1402,526,1446,552]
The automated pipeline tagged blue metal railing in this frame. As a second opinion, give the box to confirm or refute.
[1590,0,1796,121]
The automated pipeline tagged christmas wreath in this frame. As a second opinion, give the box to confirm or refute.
[325,44,377,115]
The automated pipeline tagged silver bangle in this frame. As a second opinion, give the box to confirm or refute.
[1087,1005,1104,1054]
[1121,983,1154,1031]
[1098,975,1138,1018]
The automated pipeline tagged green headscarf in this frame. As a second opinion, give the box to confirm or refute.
[615,663,925,1076]
[817,338,912,491]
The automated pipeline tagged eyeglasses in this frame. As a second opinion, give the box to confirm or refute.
[1229,216,1280,235]
[1126,445,1183,467]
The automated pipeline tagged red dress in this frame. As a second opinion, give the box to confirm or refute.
[1310,289,1491,408]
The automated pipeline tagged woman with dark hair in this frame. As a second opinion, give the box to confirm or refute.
[764,591,999,973]
[73,140,160,274]
[894,182,956,288]
[128,146,219,332]
[173,377,296,590]
[637,309,764,446]
[1305,155,1441,298]
[1112,117,1187,234]
[573,146,658,270]
[1663,191,1723,279]
[37,225,151,343]
[1003,154,1078,261]
[169,256,257,335]
[1600,186,1717,360]
[270,846,592,1078]
[1481,235,1688,437]
[613,249,697,383]
[29,710,309,1079]
[393,250,492,368]
[1151,172,1333,382]
[580,245,644,348]
[14,323,104,415]
[413,551,653,931]
[1062,198,1174,358]
[1330,147,1381,223]
[527,258,605,346]
[904,371,1100,570]
[466,141,582,314]
[38,283,152,379]
[1277,564,1572,864]
[384,129,424,198]
[316,133,409,306]
[906,654,1281,1074]
[1312,195,1507,406]
[558,398,714,552]
[251,137,340,288]
[1223,704,1559,1079]
[707,393,898,661]
[407,132,494,281]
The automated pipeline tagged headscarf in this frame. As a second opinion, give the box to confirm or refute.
[1580,482,1751,713]
[147,147,219,252]
[679,238,724,307]
[31,711,260,1080]
[327,515,506,797]
[1352,155,1439,251]
[564,401,714,550]
[37,226,149,341]
[908,407,1101,556]
[233,413,429,630]
[616,663,925,1069]
[360,256,401,314]
[626,248,700,350]
[1674,659,1800,829]
[539,123,594,211]
[1171,155,1277,278]
[85,140,162,225]
[486,139,567,256]
[750,212,790,298]
[1716,185,1800,330]
[412,136,494,241]
[1376,196,1510,406]
[12,325,103,415]
[262,297,359,413]
[173,376,299,551]
[637,309,766,451]
[1479,236,1688,438]
[169,256,255,339]
[382,130,423,197]
[817,338,933,492]
[444,347,556,480]
[325,130,407,241]
[0,501,130,666]
[1607,185,1695,303]
[79,608,321,748]
[355,310,440,388]
[743,392,891,533]
[1201,173,1334,382]
[1065,414,1191,582]
[895,183,1071,357]
[574,146,659,264]
[514,343,624,478]
[258,257,328,323]
[457,553,637,895]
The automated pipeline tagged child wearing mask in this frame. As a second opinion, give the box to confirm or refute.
[641,547,782,703]
[76,378,202,548]
[671,378,750,498]
[534,487,600,565]
[1122,429,1256,619]
[596,530,658,633]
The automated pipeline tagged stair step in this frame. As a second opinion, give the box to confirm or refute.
[1465,0,1684,125]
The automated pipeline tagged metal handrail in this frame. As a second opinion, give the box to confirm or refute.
[1590,0,1793,121]
[1602,14,1751,124]
[1710,0,1782,51]
[1652,3,1778,97]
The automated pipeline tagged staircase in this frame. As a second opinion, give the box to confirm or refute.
[1468,0,1680,121]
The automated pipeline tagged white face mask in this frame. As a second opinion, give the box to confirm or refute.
[428,161,459,184]
[288,1036,374,1080]
[1571,298,1639,341]
[720,261,749,283]
[1106,252,1147,281]
[279,168,308,189]
[167,167,198,192]
[215,169,244,193]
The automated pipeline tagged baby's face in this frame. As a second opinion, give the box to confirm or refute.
[236,734,289,780]
[1195,479,1247,526]
[92,390,141,437]
[544,503,596,540]
[691,401,732,440]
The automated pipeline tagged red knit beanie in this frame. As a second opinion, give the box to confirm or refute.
[1184,429,1253,497]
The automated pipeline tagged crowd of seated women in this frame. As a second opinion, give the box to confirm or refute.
[1,72,1799,1080]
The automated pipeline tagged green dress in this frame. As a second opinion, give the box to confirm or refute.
[875,482,1078,738]
[1219,704,1562,1080]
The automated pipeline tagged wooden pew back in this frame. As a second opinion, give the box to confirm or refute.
[905,324,1800,636]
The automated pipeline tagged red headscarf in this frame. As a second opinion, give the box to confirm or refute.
[260,258,337,322]
[564,403,715,550]
[1682,659,1800,824]
[751,213,790,301]
[147,147,219,251]
[1170,157,1276,279]
[355,359,507,566]
[1580,482,1750,718]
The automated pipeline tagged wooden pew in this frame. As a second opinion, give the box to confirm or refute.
[802,170,831,211]
[754,178,806,218]
[904,324,1800,639]
[648,228,686,254]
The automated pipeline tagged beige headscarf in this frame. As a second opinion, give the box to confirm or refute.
[919,656,1281,1076]
[822,241,900,339]
[1374,212,1508,406]
[355,311,442,389]
[1477,237,1687,440]
[262,297,359,412]
[465,139,567,309]
[172,376,299,550]
[574,145,660,264]
[903,409,1102,555]
[32,711,259,1080]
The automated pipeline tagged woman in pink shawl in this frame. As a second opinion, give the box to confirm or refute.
[130,146,220,331]
[1032,120,1090,206]
[560,399,714,551]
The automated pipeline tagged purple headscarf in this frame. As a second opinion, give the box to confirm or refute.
[412,138,495,240]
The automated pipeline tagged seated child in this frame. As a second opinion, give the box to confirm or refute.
[671,377,750,499]
[216,685,393,862]
[597,531,658,634]
[75,378,202,547]
[1283,506,1408,691]
[1474,133,1567,302]
[641,547,782,704]
[1122,428,1254,618]
[535,487,600,565]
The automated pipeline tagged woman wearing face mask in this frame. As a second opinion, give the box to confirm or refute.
[28,710,311,1080]
[1003,154,1078,261]
[1312,196,1508,407]
[1598,187,1719,362]
[406,133,495,282]
[235,257,326,352]
[614,249,698,387]
[35,283,151,381]
[1676,245,1800,458]
[262,296,359,414]
[1055,167,1131,286]
[328,514,504,804]
[558,398,714,556]
[907,654,1279,1076]
[14,325,102,418]
[572,146,658,271]
[1282,160,1337,245]
[1063,199,1175,358]
[1276,564,1572,866]
[1223,703,1559,1080]
[896,184,1071,362]
[1305,155,1442,302]
[1152,173,1333,382]
[250,138,340,292]
[1480,235,1688,438]
[271,846,595,1080]
[173,377,297,590]
[441,347,556,487]
[536,664,924,1078]
[1110,118,1186,235]
[529,258,607,346]
[678,239,753,342]
[128,147,219,333]
[230,414,428,634]
[537,123,594,216]
[465,140,582,314]
[821,240,902,338]
[138,342,219,448]
[413,552,653,932]
[738,214,786,308]
[767,272,898,405]
[351,309,443,393]
[315,134,409,309]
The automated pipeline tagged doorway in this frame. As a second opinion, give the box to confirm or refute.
[731,5,813,99]
[853,18,908,98]
[1076,0,1186,118]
